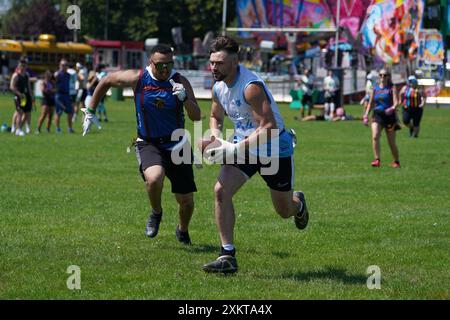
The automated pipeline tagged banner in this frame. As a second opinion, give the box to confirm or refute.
[360,0,424,64]
[327,0,371,39]
[236,0,335,30]
[417,29,444,65]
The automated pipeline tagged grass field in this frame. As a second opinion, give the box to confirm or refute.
[0,93,449,300]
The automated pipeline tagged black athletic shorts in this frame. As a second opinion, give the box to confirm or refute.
[135,140,197,194]
[42,95,55,107]
[402,108,423,127]
[302,94,313,108]
[14,95,32,113]
[230,155,294,192]
[373,109,401,132]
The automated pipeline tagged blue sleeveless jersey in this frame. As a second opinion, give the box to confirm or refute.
[373,85,393,112]
[55,71,70,95]
[134,68,184,148]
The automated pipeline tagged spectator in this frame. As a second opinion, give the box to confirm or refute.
[36,70,56,133]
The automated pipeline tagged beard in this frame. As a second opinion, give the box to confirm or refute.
[212,72,226,81]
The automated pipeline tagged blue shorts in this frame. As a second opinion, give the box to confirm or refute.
[55,94,73,115]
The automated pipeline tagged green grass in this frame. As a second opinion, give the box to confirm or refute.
[0,93,449,299]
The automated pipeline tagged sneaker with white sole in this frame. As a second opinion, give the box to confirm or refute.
[203,247,237,274]
[293,191,309,230]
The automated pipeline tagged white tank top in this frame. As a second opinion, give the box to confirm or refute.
[213,65,285,139]
[213,65,293,157]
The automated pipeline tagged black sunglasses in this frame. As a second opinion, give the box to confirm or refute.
[152,60,174,72]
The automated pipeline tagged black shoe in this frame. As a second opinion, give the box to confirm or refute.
[175,225,191,245]
[202,255,238,274]
[293,191,309,230]
[145,210,162,238]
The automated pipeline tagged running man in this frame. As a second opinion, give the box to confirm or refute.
[202,36,309,274]
[82,44,201,245]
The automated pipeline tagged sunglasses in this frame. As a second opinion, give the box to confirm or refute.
[379,74,388,77]
[152,60,174,72]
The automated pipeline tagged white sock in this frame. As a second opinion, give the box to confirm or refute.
[223,244,235,252]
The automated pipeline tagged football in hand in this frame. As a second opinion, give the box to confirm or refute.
[198,136,220,156]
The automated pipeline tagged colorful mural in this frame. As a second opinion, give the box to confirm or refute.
[360,0,424,64]
[327,0,371,39]
[235,0,427,64]
[266,0,335,29]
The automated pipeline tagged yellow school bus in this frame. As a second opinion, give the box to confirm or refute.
[0,34,93,73]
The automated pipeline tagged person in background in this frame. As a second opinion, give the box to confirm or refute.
[299,68,314,118]
[399,75,425,138]
[323,69,339,120]
[363,68,401,168]
[36,70,56,133]
[74,62,88,123]
[10,59,33,136]
[54,59,74,133]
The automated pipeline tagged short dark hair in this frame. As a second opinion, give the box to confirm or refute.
[209,36,239,55]
[150,44,173,56]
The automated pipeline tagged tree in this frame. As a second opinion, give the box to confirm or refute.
[2,0,70,40]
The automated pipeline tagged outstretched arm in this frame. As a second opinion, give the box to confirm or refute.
[86,69,140,112]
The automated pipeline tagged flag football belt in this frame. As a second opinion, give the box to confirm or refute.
[139,134,181,145]
[242,128,285,139]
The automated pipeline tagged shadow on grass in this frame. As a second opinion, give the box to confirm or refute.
[272,251,291,259]
[180,243,218,254]
[280,266,367,285]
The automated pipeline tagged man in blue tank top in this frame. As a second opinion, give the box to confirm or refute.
[201,36,309,274]
[54,59,74,133]
[82,44,201,245]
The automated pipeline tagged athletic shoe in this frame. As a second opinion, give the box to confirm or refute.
[371,159,380,167]
[293,191,309,230]
[145,210,162,238]
[15,129,25,136]
[391,161,401,168]
[56,128,62,134]
[202,255,238,274]
[175,226,192,245]
[68,128,75,134]
[288,128,297,148]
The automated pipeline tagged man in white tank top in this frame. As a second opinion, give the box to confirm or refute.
[202,36,310,274]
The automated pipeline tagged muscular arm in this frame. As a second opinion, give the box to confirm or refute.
[209,90,225,138]
[242,83,278,149]
[10,74,22,96]
[179,75,201,121]
[87,69,140,111]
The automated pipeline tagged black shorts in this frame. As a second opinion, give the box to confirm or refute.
[230,155,294,192]
[402,108,423,127]
[14,95,32,113]
[42,95,55,107]
[302,94,313,108]
[325,93,335,104]
[373,110,401,132]
[135,140,197,194]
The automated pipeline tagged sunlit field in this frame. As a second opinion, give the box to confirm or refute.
[0,93,449,299]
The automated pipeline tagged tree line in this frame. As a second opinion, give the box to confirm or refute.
[1,0,236,46]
